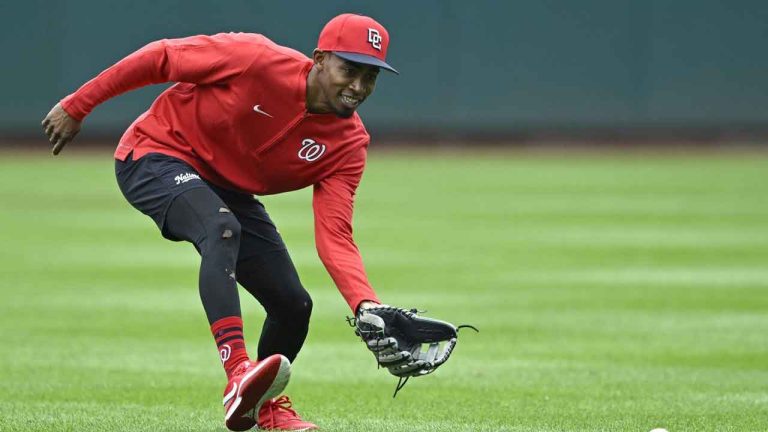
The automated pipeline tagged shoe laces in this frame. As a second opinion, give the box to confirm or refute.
[228,360,252,378]
[273,396,298,415]
[263,395,299,424]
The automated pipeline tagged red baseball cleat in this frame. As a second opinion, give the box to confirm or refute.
[258,395,318,431]
[222,355,291,431]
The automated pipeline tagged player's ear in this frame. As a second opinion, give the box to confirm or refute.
[313,49,328,70]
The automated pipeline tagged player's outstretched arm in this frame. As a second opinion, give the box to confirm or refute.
[41,102,81,155]
[48,34,255,152]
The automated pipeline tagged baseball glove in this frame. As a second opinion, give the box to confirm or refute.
[348,305,477,396]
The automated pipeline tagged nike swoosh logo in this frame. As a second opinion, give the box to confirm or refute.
[253,105,273,118]
[223,382,238,406]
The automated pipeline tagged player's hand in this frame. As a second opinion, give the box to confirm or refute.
[41,102,81,155]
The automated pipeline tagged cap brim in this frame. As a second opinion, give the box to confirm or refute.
[333,51,399,74]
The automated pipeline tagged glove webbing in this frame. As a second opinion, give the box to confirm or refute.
[347,312,479,398]
[391,324,478,398]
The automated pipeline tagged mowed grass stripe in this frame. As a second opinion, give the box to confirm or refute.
[1,149,767,431]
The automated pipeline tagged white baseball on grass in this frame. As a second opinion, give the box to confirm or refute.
[649,429,668,432]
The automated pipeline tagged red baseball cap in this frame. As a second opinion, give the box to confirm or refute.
[317,13,399,74]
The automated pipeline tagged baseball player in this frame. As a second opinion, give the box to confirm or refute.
[41,13,397,431]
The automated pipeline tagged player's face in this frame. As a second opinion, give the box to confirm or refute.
[316,52,379,118]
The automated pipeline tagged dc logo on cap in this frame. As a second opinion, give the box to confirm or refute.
[367,28,382,50]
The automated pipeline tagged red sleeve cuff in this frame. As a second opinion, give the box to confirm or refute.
[350,296,381,315]
[59,96,87,122]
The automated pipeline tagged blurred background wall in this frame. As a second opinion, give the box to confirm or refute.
[2,0,767,141]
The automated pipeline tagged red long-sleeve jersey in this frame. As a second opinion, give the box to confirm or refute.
[60,33,380,311]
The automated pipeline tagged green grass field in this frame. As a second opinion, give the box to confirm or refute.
[1,148,767,431]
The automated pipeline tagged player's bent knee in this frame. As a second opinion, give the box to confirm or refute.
[202,213,241,253]
[292,290,313,322]
[288,289,313,324]
[270,287,313,324]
